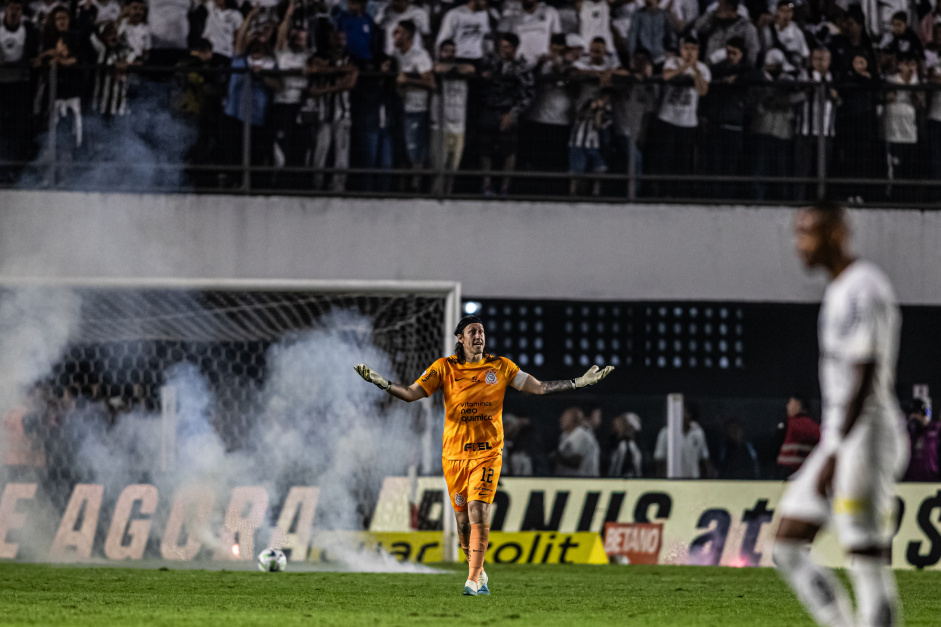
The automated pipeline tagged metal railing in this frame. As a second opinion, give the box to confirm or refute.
[1,63,939,206]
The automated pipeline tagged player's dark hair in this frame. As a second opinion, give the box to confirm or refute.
[892,10,907,22]
[453,315,484,364]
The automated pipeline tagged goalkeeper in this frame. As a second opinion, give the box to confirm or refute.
[355,314,613,597]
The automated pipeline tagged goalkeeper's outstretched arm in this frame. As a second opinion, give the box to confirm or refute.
[519,365,614,395]
[354,364,428,402]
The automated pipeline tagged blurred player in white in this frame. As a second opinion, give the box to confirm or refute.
[773,200,908,627]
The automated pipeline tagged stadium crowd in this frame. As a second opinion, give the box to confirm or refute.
[504,397,940,481]
[2,0,941,198]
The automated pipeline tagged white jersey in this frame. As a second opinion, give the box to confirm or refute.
[657,57,710,128]
[394,43,433,112]
[436,4,490,60]
[376,4,430,56]
[654,422,710,479]
[118,21,152,62]
[579,0,614,52]
[556,424,600,477]
[499,4,562,67]
[0,22,27,65]
[149,0,190,50]
[818,259,901,447]
[203,4,243,59]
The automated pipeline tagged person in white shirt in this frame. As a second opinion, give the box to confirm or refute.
[198,0,243,60]
[430,38,474,194]
[653,34,709,195]
[498,0,561,67]
[117,0,151,63]
[760,0,808,68]
[883,52,922,202]
[774,200,906,627]
[608,412,643,477]
[376,0,430,56]
[149,0,190,54]
[551,407,601,477]
[393,19,434,186]
[571,36,619,106]
[578,0,614,53]
[436,0,490,62]
[653,406,711,478]
[272,1,312,175]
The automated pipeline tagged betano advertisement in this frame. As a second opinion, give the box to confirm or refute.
[2,478,941,568]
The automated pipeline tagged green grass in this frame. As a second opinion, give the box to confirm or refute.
[0,563,939,626]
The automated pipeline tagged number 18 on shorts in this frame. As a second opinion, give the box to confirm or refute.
[443,454,503,511]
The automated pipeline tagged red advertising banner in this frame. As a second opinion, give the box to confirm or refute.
[603,522,663,565]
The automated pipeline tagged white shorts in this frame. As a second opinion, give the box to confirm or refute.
[777,418,908,550]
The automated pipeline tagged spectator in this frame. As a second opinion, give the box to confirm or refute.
[393,19,434,189]
[716,417,759,479]
[550,406,601,477]
[608,412,643,477]
[503,413,536,476]
[568,87,612,196]
[376,0,431,56]
[173,38,224,182]
[435,0,490,63]
[920,2,941,47]
[578,0,615,53]
[305,28,357,191]
[477,32,533,196]
[611,46,658,191]
[498,0,562,68]
[653,404,712,478]
[28,0,66,30]
[35,7,83,161]
[429,38,474,194]
[0,0,39,180]
[775,394,819,479]
[194,0,243,62]
[87,21,134,120]
[834,52,879,202]
[149,0,190,62]
[521,32,574,182]
[652,34,709,196]
[335,0,378,65]
[704,36,756,198]
[794,47,838,200]
[749,48,802,200]
[219,6,281,186]
[572,36,620,106]
[859,0,907,42]
[883,51,922,201]
[693,0,760,67]
[272,1,312,181]
[903,398,940,482]
[927,32,941,201]
[82,0,122,27]
[880,11,923,63]
[117,0,151,64]
[759,0,808,69]
[830,6,877,78]
[626,0,675,65]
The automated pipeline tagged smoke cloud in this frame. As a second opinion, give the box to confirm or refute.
[1,295,436,572]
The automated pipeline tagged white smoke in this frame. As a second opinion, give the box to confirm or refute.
[55,309,429,570]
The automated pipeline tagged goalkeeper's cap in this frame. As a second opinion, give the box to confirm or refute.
[454,315,484,336]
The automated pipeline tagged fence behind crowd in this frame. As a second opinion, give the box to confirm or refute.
[3,63,941,205]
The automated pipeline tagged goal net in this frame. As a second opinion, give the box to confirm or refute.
[0,279,459,557]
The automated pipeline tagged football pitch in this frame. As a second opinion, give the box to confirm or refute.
[1,563,940,626]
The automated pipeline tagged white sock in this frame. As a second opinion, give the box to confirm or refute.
[848,554,900,627]
[772,540,854,627]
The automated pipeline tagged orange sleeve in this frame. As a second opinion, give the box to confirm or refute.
[416,358,445,396]
[501,357,521,383]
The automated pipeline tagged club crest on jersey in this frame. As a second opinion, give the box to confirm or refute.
[485,370,498,385]
[453,493,466,506]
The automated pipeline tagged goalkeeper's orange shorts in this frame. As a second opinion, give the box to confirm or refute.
[442,452,502,512]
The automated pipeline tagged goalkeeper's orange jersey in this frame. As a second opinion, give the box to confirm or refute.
[416,354,525,461]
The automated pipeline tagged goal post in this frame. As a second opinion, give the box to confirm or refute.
[0,276,460,560]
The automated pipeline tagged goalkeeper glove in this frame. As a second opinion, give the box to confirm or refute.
[573,365,614,389]
[354,363,391,390]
